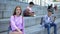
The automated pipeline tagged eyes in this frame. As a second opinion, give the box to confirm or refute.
[16,8,21,11]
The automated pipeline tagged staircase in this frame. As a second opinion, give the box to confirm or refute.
[0,0,60,34]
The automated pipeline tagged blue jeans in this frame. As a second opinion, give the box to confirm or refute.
[44,23,57,34]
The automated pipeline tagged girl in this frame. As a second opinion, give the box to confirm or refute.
[10,6,24,34]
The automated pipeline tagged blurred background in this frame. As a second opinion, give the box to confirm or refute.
[0,0,60,34]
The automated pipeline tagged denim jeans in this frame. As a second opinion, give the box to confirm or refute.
[44,23,57,34]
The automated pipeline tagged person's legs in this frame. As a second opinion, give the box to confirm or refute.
[44,24,50,34]
[50,23,57,34]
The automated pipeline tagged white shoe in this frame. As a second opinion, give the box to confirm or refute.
[34,15,36,16]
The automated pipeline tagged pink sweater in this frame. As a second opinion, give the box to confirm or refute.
[10,15,24,33]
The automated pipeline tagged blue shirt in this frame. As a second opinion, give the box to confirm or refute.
[43,15,54,24]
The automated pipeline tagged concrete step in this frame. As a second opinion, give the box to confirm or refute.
[25,18,60,34]
[0,0,60,18]
[0,17,60,34]
[0,32,7,34]
[0,0,48,18]
[25,24,44,34]
[0,15,44,27]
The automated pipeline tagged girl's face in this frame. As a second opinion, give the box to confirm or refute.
[16,7,21,15]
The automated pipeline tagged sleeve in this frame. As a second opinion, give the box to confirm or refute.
[43,16,50,23]
[10,16,18,30]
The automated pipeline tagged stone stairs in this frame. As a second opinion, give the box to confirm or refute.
[0,0,60,34]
